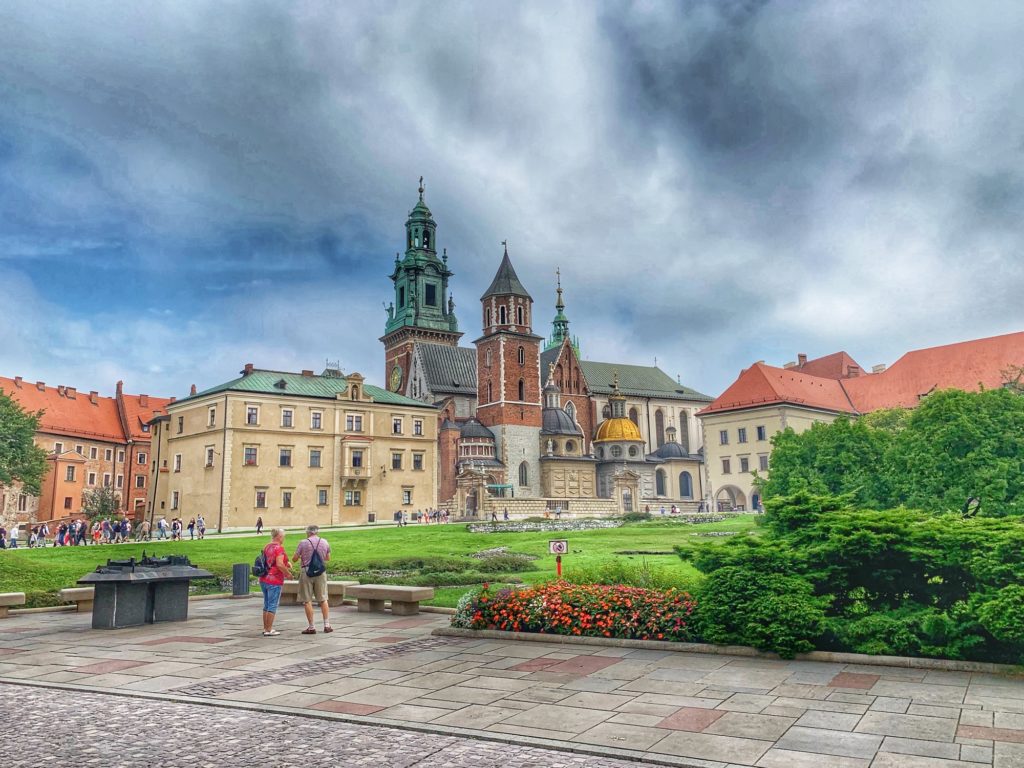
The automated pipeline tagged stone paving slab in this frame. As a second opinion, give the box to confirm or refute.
[2,598,1024,766]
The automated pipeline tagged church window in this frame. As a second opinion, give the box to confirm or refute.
[611,445,623,458]
[518,346,525,365]
[596,447,604,459]
[629,407,639,426]
[425,283,437,306]
[679,471,693,498]
[602,404,611,419]
[486,308,492,326]
[487,382,493,402]
[628,446,638,457]
[656,469,666,496]
[399,286,406,308]
[485,349,492,367]
[516,305,524,325]
[499,305,507,324]
[564,401,575,421]
[655,410,665,447]
[518,461,529,487]
[565,440,575,453]
[518,379,525,400]
[423,230,430,249]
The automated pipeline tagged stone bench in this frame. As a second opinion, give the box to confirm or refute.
[346,584,434,616]
[59,587,95,613]
[0,593,26,618]
[280,580,359,606]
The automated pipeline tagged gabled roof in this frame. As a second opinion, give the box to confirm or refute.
[579,361,712,402]
[481,251,532,301]
[184,369,434,408]
[0,377,127,442]
[700,363,856,416]
[119,391,173,440]
[416,344,477,396]
[795,351,863,380]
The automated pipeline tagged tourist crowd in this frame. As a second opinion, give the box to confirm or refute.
[0,514,208,549]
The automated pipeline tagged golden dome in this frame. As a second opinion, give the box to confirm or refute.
[594,417,643,443]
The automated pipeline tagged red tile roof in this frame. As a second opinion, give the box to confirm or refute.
[119,391,173,440]
[702,331,1024,417]
[0,377,125,442]
[795,351,863,380]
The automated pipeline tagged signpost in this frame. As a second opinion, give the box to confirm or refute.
[549,539,568,578]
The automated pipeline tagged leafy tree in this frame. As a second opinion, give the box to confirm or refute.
[82,485,121,520]
[0,389,49,495]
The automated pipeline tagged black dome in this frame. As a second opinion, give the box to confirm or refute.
[650,441,688,459]
[459,419,495,440]
[542,408,582,436]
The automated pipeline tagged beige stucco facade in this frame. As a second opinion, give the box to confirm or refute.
[148,375,437,530]
[700,405,838,511]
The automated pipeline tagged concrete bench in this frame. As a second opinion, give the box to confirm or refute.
[346,584,434,616]
[59,587,95,613]
[0,593,26,619]
[280,580,359,606]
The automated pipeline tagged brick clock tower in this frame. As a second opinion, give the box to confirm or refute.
[475,244,544,496]
[381,179,462,395]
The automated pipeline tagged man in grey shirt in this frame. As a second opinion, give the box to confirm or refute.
[292,525,332,634]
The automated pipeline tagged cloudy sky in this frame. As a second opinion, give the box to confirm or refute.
[1,1,1022,400]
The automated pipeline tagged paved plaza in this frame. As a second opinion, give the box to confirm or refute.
[2,599,1024,767]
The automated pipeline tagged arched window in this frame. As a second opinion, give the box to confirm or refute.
[485,349,492,367]
[628,407,639,426]
[423,230,430,249]
[487,382,493,402]
[628,446,638,457]
[518,346,525,366]
[656,469,666,496]
[499,305,507,324]
[517,379,525,400]
[518,461,529,487]
[565,440,575,453]
[516,306,524,325]
[655,409,665,448]
[679,410,690,452]
[611,445,623,458]
[486,308,492,326]
[602,404,611,419]
[679,471,693,499]
[564,401,576,422]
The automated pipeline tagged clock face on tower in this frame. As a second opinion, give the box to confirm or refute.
[390,364,404,392]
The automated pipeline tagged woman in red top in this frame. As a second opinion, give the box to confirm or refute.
[259,527,292,636]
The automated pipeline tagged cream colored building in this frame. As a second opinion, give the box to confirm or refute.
[148,365,437,531]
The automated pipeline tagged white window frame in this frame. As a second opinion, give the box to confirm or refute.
[281,408,294,428]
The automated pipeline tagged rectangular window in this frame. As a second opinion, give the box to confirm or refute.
[255,490,267,509]
[282,490,292,508]
[279,448,292,467]
[346,414,363,432]
[413,453,424,471]
[205,447,215,468]
[138,452,147,465]
[759,454,770,471]
[103,473,111,487]
[392,417,403,435]
[54,441,64,454]
[311,411,323,430]
[344,490,362,506]
[177,416,184,434]
[116,474,123,489]
[135,474,145,488]
[246,406,259,425]
[740,456,750,473]
[309,449,322,468]
[244,446,258,466]
[171,491,180,510]
[413,419,423,436]
[722,458,731,474]
[719,430,729,445]
[17,495,27,512]
[391,452,403,470]
[208,407,216,427]
[402,489,412,505]
[756,425,767,441]
[425,283,437,306]
[317,488,328,506]
[173,454,182,472]
[65,466,76,482]
[76,444,84,454]
[118,450,125,463]
[281,409,293,427]
[738,427,748,443]
[351,449,363,468]
[87,472,96,485]
[64,497,72,509]
[105,448,113,461]
[89,446,97,460]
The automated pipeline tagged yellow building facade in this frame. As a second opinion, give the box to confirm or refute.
[148,367,437,531]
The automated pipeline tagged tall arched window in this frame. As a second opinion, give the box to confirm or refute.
[499,306,508,324]
[564,401,576,422]
[518,461,529,487]
[628,407,639,426]
[679,410,690,452]
[602,404,611,419]
[518,346,525,366]
[486,308,492,326]
[487,382,493,402]
[485,349,492,367]
[655,409,665,447]
[679,471,693,498]
[517,379,525,400]
[516,306,524,325]
[423,230,430,249]
[656,469,666,496]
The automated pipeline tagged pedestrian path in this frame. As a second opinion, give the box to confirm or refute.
[1,599,1022,767]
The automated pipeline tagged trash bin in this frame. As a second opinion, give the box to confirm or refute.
[232,563,250,597]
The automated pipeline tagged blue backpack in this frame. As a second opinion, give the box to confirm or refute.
[252,549,269,577]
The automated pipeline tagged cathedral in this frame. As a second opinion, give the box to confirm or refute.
[381,183,712,515]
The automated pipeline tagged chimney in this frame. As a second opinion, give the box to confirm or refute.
[139,394,148,407]
[89,391,98,405]
[66,387,76,399]
[169,396,176,403]
[13,376,22,388]
[57,385,66,396]
[36,381,45,391]
[190,384,197,395]
[797,353,807,366]
[872,363,887,374]
[242,363,254,375]
[116,380,123,397]
[301,369,314,377]
[847,364,861,377]
[782,361,797,370]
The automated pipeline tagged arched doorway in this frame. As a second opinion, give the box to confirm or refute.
[715,485,748,512]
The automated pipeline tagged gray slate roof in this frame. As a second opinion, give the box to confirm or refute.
[481,252,532,300]
[579,361,712,402]
[417,344,477,396]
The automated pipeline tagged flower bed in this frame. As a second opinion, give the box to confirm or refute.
[452,581,696,642]
[466,520,623,533]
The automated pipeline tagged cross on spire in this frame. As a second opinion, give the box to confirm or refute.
[418,176,424,200]
[501,239,508,255]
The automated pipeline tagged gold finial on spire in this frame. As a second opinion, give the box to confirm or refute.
[418,176,424,200]
[612,371,620,392]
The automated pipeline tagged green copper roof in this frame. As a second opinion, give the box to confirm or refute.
[184,369,434,408]
[578,361,713,402]
[481,249,532,301]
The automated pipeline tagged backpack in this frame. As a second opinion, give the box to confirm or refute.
[306,540,326,578]
[253,547,270,577]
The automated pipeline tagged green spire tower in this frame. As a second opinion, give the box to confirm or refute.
[545,268,579,355]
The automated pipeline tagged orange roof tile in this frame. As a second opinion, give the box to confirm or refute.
[119,391,173,440]
[795,351,863,380]
[0,376,125,442]
[700,362,856,416]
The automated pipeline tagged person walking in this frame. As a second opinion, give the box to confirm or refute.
[187,518,196,540]
[157,517,167,540]
[0,526,6,549]
[292,525,332,634]
[8,525,19,548]
[255,516,263,535]
[196,515,206,539]
[259,528,291,637]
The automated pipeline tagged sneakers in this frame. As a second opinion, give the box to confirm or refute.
[301,627,317,635]
[262,630,280,637]
[323,625,334,633]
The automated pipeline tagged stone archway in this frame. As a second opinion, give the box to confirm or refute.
[715,485,747,512]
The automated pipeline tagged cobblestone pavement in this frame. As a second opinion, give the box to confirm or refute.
[3,599,1024,767]
[2,683,656,767]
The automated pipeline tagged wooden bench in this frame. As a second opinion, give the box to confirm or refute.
[0,593,26,618]
[280,580,359,606]
[346,584,434,616]
[59,587,95,613]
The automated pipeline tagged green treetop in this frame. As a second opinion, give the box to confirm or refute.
[0,388,49,496]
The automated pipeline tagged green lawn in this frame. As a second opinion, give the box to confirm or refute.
[0,515,757,608]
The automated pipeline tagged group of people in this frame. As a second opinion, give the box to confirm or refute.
[392,508,449,526]
[0,513,209,549]
[258,525,332,637]
[153,515,207,541]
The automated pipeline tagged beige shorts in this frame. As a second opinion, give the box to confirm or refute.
[298,572,328,604]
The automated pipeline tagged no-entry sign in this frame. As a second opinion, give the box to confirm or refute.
[549,539,568,555]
